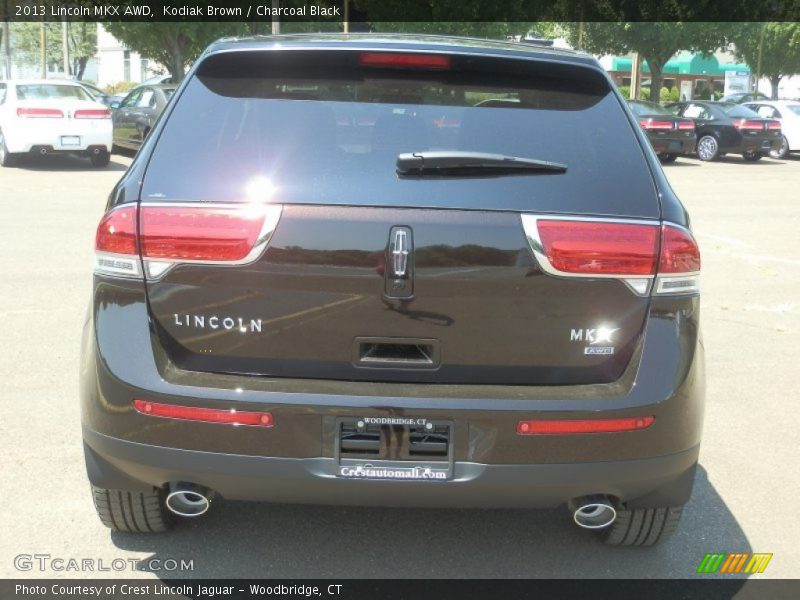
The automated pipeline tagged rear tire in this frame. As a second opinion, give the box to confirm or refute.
[90,150,111,167]
[769,135,789,159]
[599,505,683,546]
[0,130,19,167]
[91,485,173,533]
[696,135,719,161]
[742,150,763,162]
[658,153,677,163]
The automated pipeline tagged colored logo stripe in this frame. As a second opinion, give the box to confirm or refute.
[697,553,726,574]
[744,554,773,574]
[697,553,773,574]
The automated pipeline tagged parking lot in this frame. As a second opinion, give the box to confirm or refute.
[1,152,799,579]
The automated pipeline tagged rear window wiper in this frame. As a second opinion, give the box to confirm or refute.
[396,151,567,177]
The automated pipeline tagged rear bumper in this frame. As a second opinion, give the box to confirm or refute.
[649,134,696,155]
[84,426,699,508]
[731,136,781,155]
[4,122,112,153]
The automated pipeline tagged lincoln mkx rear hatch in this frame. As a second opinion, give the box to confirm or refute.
[98,49,699,385]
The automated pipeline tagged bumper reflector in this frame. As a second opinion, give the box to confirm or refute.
[516,416,654,435]
[133,399,273,427]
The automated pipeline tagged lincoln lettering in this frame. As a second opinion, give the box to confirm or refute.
[173,314,262,333]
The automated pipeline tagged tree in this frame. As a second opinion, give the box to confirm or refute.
[353,0,563,39]
[103,22,246,82]
[730,23,800,99]
[560,22,731,102]
[10,22,96,79]
[67,23,97,80]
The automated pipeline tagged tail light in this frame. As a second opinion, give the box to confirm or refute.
[133,399,273,427]
[17,107,63,118]
[94,203,283,279]
[766,121,781,131]
[516,416,654,435]
[655,224,701,294]
[638,118,673,130]
[521,216,700,296]
[74,108,111,119]
[733,119,766,131]
[359,52,451,70]
[94,206,140,277]
[536,220,659,276]
[677,120,695,131]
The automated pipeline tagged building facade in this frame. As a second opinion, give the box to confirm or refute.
[94,24,163,87]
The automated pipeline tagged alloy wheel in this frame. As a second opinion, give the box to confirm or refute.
[697,136,718,161]
[769,136,789,159]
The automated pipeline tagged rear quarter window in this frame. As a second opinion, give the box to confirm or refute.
[141,50,659,218]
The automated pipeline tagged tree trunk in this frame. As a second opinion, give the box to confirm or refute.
[163,30,186,83]
[769,74,782,100]
[168,44,185,82]
[75,56,87,80]
[647,60,664,103]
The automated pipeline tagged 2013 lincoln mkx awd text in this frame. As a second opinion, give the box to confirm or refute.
[80,34,704,546]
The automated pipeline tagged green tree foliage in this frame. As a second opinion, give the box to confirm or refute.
[353,0,560,39]
[10,22,97,79]
[730,23,800,99]
[103,22,247,82]
[560,22,730,103]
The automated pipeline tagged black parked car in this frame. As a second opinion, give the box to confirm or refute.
[666,101,782,161]
[83,35,704,546]
[719,92,769,104]
[110,84,176,151]
[628,100,696,163]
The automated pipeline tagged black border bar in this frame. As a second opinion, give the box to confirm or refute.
[2,0,799,23]
[4,579,800,600]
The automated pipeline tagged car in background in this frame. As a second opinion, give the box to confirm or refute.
[141,74,174,85]
[76,81,116,107]
[719,92,770,104]
[628,100,696,163]
[0,79,112,167]
[743,100,800,159]
[46,79,115,107]
[111,84,176,151]
[666,101,782,161]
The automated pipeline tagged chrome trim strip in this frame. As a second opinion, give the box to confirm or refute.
[654,273,700,295]
[94,251,142,279]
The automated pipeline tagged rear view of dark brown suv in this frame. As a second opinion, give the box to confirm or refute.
[81,35,704,546]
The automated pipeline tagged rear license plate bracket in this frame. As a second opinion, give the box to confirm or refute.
[334,417,454,481]
[60,136,81,147]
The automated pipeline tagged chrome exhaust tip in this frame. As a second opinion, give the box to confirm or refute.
[165,483,212,517]
[569,495,617,529]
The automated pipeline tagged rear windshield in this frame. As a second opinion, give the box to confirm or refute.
[629,101,672,117]
[16,84,92,101]
[142,50,658,217]
[721,103,760,118]
[787,105,800,116]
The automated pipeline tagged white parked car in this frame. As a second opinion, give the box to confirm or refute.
[744,100,800,159]
[0,79,113,167]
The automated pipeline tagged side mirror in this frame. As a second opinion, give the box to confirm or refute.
[109,101,121,110]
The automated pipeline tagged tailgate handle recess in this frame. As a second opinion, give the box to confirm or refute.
[354,337,440,368]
